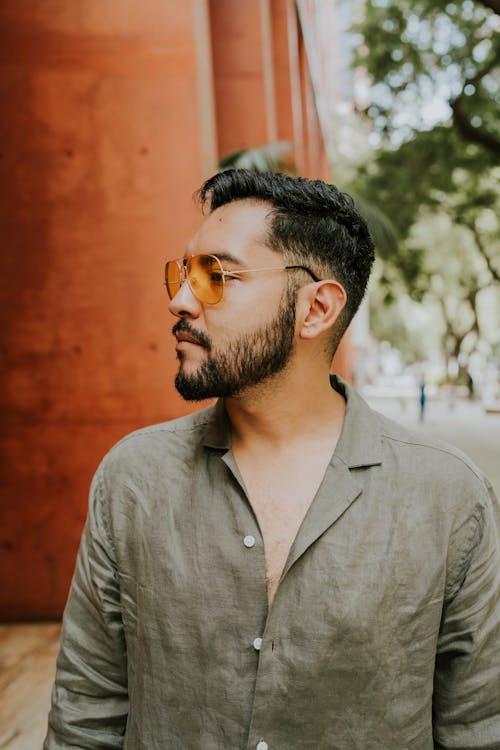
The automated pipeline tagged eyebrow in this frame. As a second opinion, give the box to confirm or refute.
[212,251,245,267]
[183,250,245,267]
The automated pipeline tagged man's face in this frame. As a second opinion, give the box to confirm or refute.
[168,201,299,401]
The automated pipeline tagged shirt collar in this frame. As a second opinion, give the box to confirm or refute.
[329,374,383,468]
[201,398,232,450]
[201,374,384,469]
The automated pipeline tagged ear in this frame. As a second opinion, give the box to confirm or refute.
[296,280,347,341]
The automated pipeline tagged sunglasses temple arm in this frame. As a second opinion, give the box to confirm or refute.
[224,265,319,281]
[224,266,297,276]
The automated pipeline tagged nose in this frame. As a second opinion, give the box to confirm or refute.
[168,277,201,319]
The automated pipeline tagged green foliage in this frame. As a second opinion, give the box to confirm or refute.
[349,193,399,258]
[355,0,500,155]
[218,142,401,265]
[351,0,500,360]
[218,142,295,174]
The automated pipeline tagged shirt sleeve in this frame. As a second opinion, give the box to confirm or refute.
[44,467,129,749]
[433,478,500,749]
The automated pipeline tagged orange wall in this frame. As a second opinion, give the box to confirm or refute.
[210,0,277,155]
[271,0,304,170]
[298,32,330,181]
[0,0,351,620]
[0,0,217,620]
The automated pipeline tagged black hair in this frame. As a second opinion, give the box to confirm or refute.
[198,169,375,350]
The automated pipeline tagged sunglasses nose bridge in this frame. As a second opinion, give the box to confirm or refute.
[168,270,204,319]
[166,259,189,302]
[184,257,203,304]
[179,259,187,287]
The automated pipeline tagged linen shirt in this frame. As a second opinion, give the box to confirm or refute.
[45,377,500,750]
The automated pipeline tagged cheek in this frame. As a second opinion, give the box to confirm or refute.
[209,320,253,349]
[206,286,286,342]
[204,311,240,343]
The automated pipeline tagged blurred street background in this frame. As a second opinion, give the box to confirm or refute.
[0,0,498,746]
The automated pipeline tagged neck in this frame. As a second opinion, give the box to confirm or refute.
[224,358,346,451]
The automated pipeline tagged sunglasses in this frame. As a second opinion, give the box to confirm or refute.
[164,254,319,305]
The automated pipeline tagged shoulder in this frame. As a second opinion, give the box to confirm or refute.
[96,404,216,486]
[373,408,493,514]
[366,408,499,598]
[340,376,487,489]
[112,404,214,448]
[378,410,480,471]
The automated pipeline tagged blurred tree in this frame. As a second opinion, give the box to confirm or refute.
[218,142,400,260]
[368,211,500,366]
[356,0,499,155]
[409,212,495,365]
[218,141,295,174]
[350,0,500,364]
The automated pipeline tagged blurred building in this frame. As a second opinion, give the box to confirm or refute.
[0,0,351,619]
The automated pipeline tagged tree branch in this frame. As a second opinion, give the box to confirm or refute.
[469,220,500,282]
[475,0,500,14]
[436,294,474,358]
[451,101,500,155]
[450,43,500,156]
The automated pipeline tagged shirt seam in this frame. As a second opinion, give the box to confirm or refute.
[380,432,486,483]
[109,417,215,449]
[445,505,485,602]
[94,465,119,563]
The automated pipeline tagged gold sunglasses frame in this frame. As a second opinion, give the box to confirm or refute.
[164,253,319,305]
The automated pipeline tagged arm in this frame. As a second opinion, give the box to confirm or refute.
[433,479,500,749]
[44,468,129,749]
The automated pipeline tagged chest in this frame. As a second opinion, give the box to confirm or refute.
[117,457,446,750]
[118,462,447,717]
[236,462,330,606]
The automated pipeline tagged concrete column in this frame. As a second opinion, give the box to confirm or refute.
[210,0,277,157]
[0,0,217,619]
[270,0,304,171]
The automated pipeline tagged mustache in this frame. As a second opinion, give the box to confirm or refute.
[172,320,211,350]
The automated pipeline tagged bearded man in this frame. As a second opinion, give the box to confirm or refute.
[45,170,500,749]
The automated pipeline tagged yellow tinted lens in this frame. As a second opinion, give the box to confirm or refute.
[165,260,181,299]
[188,255,223,304]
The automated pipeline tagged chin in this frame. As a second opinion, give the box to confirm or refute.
[177,362,201,381]
[174,377,214,402]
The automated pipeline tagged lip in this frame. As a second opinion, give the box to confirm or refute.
[175,332,203,345]
[176,340,203,353]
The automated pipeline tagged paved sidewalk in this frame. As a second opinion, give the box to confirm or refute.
[363,394,500,497]
[0,622,60,750]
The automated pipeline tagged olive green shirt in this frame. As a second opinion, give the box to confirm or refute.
[45,377,500,749]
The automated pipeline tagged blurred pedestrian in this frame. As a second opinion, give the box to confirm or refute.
[419,378,426,421]
[467,371,474,400]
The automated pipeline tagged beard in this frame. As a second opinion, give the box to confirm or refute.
[173,286,297,401]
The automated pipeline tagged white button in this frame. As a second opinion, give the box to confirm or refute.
[257,742,268,750]
[243,535,255,548]
[253,637,263,651]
